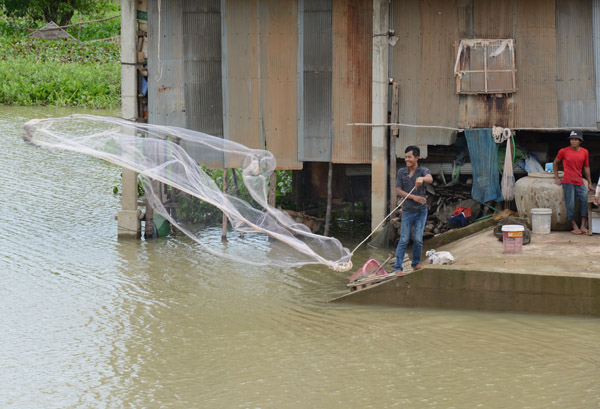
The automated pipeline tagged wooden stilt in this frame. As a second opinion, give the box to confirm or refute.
[324,162,333,236]
[231,169,243,238]
[268,171,277,207]
[144,198,154,238]
[221,168,228,242]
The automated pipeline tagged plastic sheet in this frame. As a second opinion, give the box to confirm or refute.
[465,129,504,203]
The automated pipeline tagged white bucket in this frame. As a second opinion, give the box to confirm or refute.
[531,208,552,234]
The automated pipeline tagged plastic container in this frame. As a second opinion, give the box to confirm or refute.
[592,212,600,234]
[153,214,170,237]
[501,224,524,254]
[531,208,552,234]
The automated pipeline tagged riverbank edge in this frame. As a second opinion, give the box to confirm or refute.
[333,224,600,316]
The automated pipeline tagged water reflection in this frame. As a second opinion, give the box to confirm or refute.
[1,106,599,409]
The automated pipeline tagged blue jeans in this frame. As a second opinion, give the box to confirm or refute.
[394,208,428,271]
[563,183,588,221]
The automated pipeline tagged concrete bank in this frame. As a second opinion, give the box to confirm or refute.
[333,228,600,316]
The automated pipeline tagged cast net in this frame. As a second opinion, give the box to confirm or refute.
[23,115,353,272]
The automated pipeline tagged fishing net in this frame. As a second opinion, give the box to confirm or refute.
[500,133,515,201]
[23,115,353,272]
[493,126,515,201]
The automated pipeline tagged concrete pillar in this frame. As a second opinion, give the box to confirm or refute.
[371,0,389,232]
[118,0,141,238]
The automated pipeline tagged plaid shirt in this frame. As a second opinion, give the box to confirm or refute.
[396,166,431,212]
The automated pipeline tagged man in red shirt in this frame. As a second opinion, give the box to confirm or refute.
[553,131,593,234]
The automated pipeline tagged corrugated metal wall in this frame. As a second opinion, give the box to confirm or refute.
[391,0,598,149]
[148,0,186,127]
[258,1,301,170]
[147,0,379,169]
[514,0,559,128]
[183,1,222,136]
[223,0,261,150]
[392,1,421,149]
[148,0,224,168]
[331,0,372,164]
[300,0,333,162]
[147,0,599,171]
[556,0,596,128]
[392,1,460,150]
[458,0,516,130]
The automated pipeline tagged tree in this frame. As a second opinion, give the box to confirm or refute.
[0,0,111,27]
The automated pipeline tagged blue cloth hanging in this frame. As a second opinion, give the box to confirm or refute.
[465,129,504,203]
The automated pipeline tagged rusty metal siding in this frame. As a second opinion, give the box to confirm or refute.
[391,0,421,154]
[148,0,186,127]
[514,0,558,128]
[223,0,261,149]
[556,0,596,128]
[180,0,224,169]
[415,1,460,145]
[458,0,517,130]
[473,0,515,38]
[331,0,372,164]
[392,0,460,153]
[393,0,597,135]
[258,1,302,170]
[182,0,223,136]
[300,0,332,162]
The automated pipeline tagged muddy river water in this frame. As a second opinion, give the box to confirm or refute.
[1,106,599,408]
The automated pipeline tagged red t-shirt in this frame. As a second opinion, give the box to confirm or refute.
[556,146,589,185]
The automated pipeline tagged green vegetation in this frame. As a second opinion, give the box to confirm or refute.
[169,168,294,227]
[0,59,119,108]
[68,3,121,42]
[0,0,114,27]
[0,4,121,109]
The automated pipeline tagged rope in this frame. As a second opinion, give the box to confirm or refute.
[351,186,416,255]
